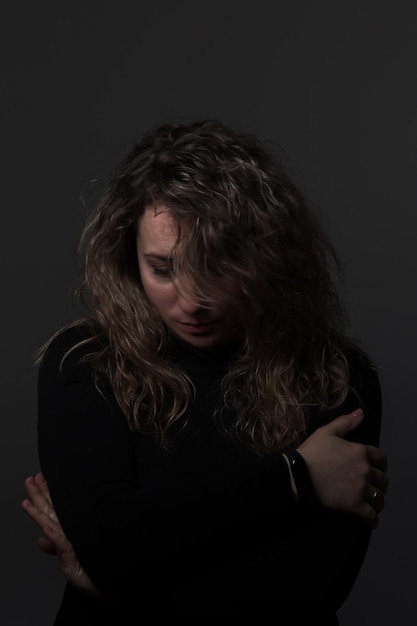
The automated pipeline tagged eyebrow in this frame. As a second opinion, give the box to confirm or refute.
[143,253,171,262]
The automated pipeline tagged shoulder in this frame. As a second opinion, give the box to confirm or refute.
[344,344,382,445]
[345,344,381,409]
[307,344,382,445]
[39,321,103,384]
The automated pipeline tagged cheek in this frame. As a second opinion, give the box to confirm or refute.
[140,274,175,315]
[217,280,242,313]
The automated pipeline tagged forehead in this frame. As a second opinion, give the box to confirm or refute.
[137,204,180,253]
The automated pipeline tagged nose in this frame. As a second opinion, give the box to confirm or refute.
[176,288,205,315]
[174,277,208,315]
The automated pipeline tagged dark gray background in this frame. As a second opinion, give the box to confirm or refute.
[2,1,416,624]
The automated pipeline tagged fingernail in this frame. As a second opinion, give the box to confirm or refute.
[351,408,364,419]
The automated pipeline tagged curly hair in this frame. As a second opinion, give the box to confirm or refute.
[41,119,359,454]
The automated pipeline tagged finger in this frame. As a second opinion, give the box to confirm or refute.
[30,473,54,510]
[355,501,379,529]
[24,476,59,523]
[37,536,59,555]
[368,467,389,496]
[21,497,62,535]
[319,409,364,437]
[32,519,73,557]
[366,485,385,514]
[34,473,53,506]
[42,524,74,559]
[365,446,388,472]
[21,498,67,556]
[24,476,48,508]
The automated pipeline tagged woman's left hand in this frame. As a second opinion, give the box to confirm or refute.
[21,473,100,597]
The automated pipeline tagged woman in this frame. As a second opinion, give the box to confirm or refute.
[22,119,388,624]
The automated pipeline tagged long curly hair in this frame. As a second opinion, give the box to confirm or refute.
[41,119,359,454]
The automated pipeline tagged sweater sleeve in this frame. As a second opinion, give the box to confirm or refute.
[37,327,382,616]
[175,349,383,616]
[37,327,297,604]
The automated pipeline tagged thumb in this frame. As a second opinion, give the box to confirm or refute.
[322,408,364,437]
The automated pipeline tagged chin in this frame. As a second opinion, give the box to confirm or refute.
[182,334,222,348]
[174,328,226,349]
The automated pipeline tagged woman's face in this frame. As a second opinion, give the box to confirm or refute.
[136,204,241,349]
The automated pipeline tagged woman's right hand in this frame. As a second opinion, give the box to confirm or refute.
[297,409,389,528]
[21,473,100,598]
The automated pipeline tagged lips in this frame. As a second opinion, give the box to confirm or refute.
[177,320,218,334]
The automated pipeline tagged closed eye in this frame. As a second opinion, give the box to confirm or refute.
[143,253,173,278]
[151,265,172,278]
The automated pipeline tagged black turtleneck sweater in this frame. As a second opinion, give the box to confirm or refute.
[37,324,382,625]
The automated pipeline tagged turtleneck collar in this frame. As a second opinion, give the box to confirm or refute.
[166,330,242,368]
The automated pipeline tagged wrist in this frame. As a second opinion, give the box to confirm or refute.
[282,453,299,501]
[282,448,320,507]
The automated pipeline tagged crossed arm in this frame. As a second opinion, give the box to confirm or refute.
[22,409,388,598]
